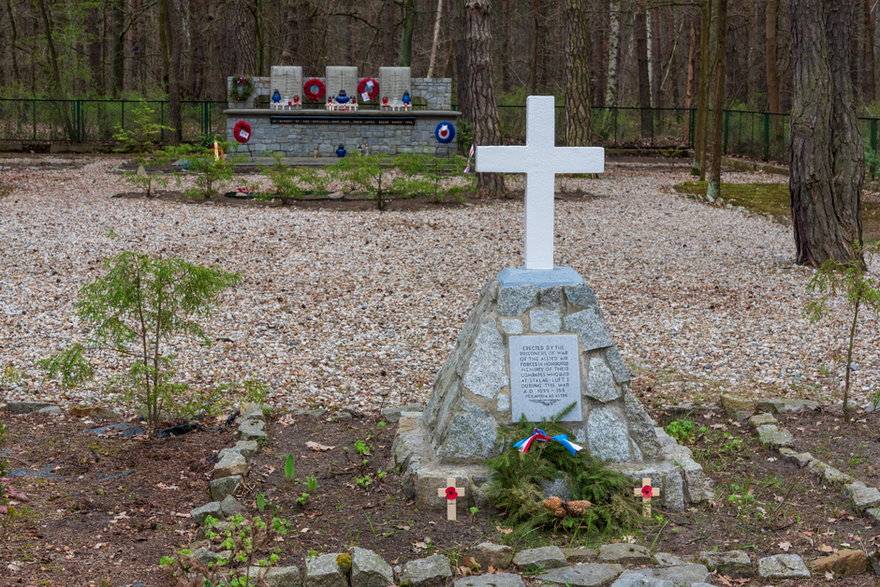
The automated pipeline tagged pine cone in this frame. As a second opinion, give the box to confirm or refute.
[542,496,593,518]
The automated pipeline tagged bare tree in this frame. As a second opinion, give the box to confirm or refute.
[564,0,592,146]
[706,0,727,202]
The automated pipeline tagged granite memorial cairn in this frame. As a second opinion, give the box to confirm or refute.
[393,96,709,513]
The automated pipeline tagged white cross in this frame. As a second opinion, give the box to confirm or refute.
[476,96,605,270]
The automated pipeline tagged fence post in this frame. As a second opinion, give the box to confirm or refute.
[871,118,878,179]
[762,112,770,161]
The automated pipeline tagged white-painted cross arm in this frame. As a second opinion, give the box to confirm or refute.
[474,95,606,270]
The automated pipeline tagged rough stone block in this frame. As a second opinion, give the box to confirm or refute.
[562,548,597,563]
[756,398,820,413]
[758,554,811,578]
[748,413,776,427]
[564,284,598,309]
[190,501,223,525]
[239,419,268,441]
[845,482,880,510]
[399,554,452,587]
[598,543,651,564]
[220,495,246,517]
[232,440,260,459]
[604,347,631,383]
[810,549,868,578]
[537,563,623,586]
[466,543,514,569]
[564,308,612,350]
[381,404,425,423]
[635,564,710,584]
[497,285,538,316]
[4,401,56,414]
[512,546,567,570]
[699,550,752,577]
[720,394,756,421]
[609,571,673,586]
[305,553,347,587]
[529,309,561,333]
[210,475,243,501]
[500,318,523,335]
[351,547,394,587]
[587,407,631,462]
[755,424,794,447]
[213,451,248,479]
[586,356,620,403]
[454,574,524,587]
[652,553,688,567]
[462,321,506,399]
[435,400,497,461]
[778,447,813,468]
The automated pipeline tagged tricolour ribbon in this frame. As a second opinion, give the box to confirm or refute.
[463,143,476,173]
[513,428,583,456]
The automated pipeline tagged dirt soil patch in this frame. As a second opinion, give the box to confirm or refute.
[3,407,880,586]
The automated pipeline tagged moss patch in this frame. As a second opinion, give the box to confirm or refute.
[673,181,880,242]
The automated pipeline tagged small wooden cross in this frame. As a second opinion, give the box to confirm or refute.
[438,477,465,521]
[634,477,660,518]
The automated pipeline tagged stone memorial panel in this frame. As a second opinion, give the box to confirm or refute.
[270,66,302,98]
[509,334,582,422]
[325,66,358,100]
[380,66,412,103]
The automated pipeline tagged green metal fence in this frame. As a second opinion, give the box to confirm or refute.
[0,99,226,144]
[0,98,877,166]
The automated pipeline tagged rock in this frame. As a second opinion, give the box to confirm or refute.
[755,424,794,447]
[598,543,651,564]
[219,495,246,516]
[563,308,612,351]
[351,547,394,587]
[720,394,756,421]
[454,574,525,587]
[869,550,880,575]
[757,554,811,578]
[399,554,453,587]
[500,318,523,335]
[210,475,243,501]
[699,550,752,577]
[748,413,776,427]
[466,543,514,569]
[69,405,120,419]
[238,419,268,441]
[807,461,854,484]
[36,406,63,414]
[264,566,302,587]
[652,553,688,567]
[435,399,497,460]
[586,356,620,403]
[529,309,561,333]
[330,410,353,421]
[512,546,567,570]
[213,450,248,479]
[845,482,880,510]
[192,547,232,565]
[867,508,880,524]
[778,447,813,467]
[562,548,597,563]
[537,563,624,586]
[756,398,820,413]
[381,404,425,423]
[4,401,56,414]
[634,564,710,584]
[497,284,537,316]
[609,571,673,587]
[190,501,223,525]
[232,440,260,459]
[462,321,506,399]
[305,553,347,587]
[587,407,631,461]
[810,549,868,577]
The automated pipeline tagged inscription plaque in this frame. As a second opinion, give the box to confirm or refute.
[509,334,582,422]
[379,66,412,103]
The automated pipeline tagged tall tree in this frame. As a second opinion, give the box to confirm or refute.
[459,0,505,197]
[564,0,591,145]
[790,0,864,266]
[635,5,653,137]
[706,0,727,202]
[765,0,782,141]
[605,0,621,108]
[692,0,711,178]
[427,0,445,76]
[399,0,416,66]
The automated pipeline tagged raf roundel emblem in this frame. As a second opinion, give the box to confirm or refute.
[435,122,456,144]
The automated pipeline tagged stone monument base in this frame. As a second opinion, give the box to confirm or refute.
[392,267,710,512]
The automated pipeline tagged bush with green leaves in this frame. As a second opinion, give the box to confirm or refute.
[112,99,172,153]
[486,414,643,540]
[329,154,399,211]
[39,252,240,429]
[163,143,240,199]
[805,243,880,420]
[160,513,290,586]
[392,152,473,203]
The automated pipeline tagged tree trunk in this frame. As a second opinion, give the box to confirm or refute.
[160,0,182,144]
[564,0,591,146]
[865,0,876,101]
[790,0,864,266]
[461,0,505,197]
[635,7,653,138]
[6,0,21,86]
[684,18,696,143]
[707,0,727,202]
[427,0,445,76]
[500,0,511,92]
[605,0,621,108]
[766,0,782,141]
[529,0,542,94]
[692,0,711,178]
[110,0,125,97]
[399,0,415,66]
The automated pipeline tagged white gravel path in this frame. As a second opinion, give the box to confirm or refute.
[0,156,877,412]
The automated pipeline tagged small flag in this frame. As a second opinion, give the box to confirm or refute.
[464,144,475,173]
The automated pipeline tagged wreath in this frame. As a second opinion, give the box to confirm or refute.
[303,78,326,101]
[357,78,380,101]
[233,120,252,144]
[229,76,255,102]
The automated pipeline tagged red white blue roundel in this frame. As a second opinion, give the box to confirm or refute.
[435,122,456,143]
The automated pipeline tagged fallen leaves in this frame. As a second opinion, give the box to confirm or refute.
[306,441,335,451]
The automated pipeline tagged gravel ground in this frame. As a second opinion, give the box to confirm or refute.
[0,156,877,413]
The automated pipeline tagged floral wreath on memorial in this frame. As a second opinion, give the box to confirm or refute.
[357,78,380,101]
[303,78,326,101]
[232,120,252,144]
[229,76,255,102]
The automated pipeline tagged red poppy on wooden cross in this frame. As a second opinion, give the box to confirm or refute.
[633,477,660,518]
[437,477,465,521]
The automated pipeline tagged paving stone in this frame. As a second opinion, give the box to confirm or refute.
[755,424,794,447]
[562,547,597,563]
[699,550,752,577]
[399,554,453,587]
[748,413,776,427]
[190,501,222,525]
[351,547,394,587]
[757,554,811,578]
[720,394,756,421]
[609,571,673,587]
[305,553,347,587]
[209,475,242,501]
[454,574,525,587]
[466,543,514,569]
[652,553,688,567]
[537,563,624,586]
[778,447,813,467]
[512,545,567,570]
[810,549,868,578]
[213,450,248,479]
[598,543,652,564]
[636,564,710,584]
[845,482,880,510]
